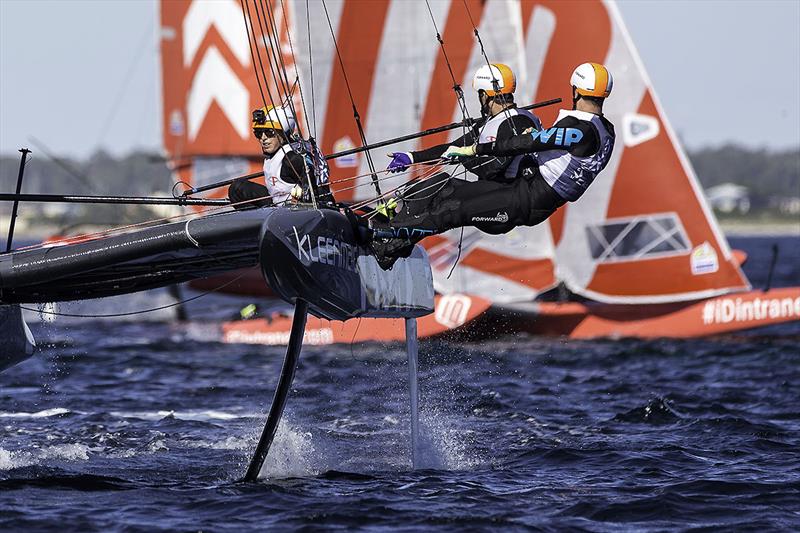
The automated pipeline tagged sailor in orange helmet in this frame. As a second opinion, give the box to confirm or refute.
[229,105,319,209]
[372,63,615,269]
[386,63,542,184]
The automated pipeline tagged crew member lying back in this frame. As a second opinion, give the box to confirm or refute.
[372,62,616,268]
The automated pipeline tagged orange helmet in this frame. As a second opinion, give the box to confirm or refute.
[472,63,516,96]
[570,62,613,98]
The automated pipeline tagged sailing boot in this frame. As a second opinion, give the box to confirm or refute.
[341,207,373,245]
[368,219,417,270]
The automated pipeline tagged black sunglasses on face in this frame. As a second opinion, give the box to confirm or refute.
[253,128,279,139]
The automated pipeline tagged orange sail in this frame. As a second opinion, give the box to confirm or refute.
[160,0,302,198]
[160,0,751,307]
[536,1,750,303]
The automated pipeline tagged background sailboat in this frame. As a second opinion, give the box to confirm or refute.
[159,0,799,340]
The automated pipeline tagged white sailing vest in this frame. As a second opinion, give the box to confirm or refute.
[477,107,542,179]
[263,145,297,204]
[535,109,615,201]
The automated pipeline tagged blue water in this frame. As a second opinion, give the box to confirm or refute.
[1,235,799,530]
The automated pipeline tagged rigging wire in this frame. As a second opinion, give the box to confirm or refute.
[17,160,433,251]
[320,0,382,197]
[305,0,317,138]
[11,159,447,254]
[258,0,299,124]
[265,0,300,107]
[27,137,99,195]
[241,0,308,189]
[97,23,155,143]
[421,1,499,277]
[423,0,471,129]
[261,0,323,207]
[265,0,323,208]
[461,0,519,135]
[251,0,288,104]
[278,0,312,140]
[242,0,280,111]
[346,165,445,209]
[240,0,269,109]
[349,165,448,213]
[447,226,465,279]
[258,0,318,208]
[20,273,247,319]
[444,164,471,279]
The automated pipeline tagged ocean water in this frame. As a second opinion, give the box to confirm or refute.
[1,235,799,531]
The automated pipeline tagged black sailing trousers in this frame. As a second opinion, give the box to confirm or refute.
[228,179,273,209]
[389,171,565,237]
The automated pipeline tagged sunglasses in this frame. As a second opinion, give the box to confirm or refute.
[253,128,280,139]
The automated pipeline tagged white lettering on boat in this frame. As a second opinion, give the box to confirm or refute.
[292,227,358,272]
[702,296,800,325]
[225,327,335,346]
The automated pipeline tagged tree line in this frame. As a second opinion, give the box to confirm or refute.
[1,144,798,214]
[688,144,799,209]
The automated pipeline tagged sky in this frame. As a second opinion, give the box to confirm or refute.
[1,0,798,160]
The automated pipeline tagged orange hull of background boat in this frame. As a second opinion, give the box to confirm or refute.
[189,267,273,298]
[216,287,799,343]
[520,287,800,338]
[220,294,492,345]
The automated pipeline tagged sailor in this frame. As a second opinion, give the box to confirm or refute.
[386,63,542,183]
[229,106,330,208]
[373,62,615,268]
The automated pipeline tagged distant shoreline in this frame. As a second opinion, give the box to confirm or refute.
[719,220,800,237]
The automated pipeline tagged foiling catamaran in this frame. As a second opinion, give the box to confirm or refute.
[2,0,799,478]
[0,0,565,479]
[0,200,437,480]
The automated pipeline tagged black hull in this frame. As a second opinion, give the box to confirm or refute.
[259,209,433,321]
[0,209,269,304]
[0,206,434,372]
[0,206,434,319]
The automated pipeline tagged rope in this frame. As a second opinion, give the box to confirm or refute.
[13,160,451,254]
[424,0,471,131]
[261,0,319,207]
[240,0,268,110]
[350,164,448,214]
[253,0,289,108]
[279,0,311,140]
[260,0,299,125]
[305,0,317,138]
[241,0,311,195]
[242,0,279,112]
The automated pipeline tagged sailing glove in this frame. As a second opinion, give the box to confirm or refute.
[387,152,413,173]
[290,184,304,202]
[376,197,398,219]
[442,144,477,160]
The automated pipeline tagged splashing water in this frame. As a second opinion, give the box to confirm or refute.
[259,418,318,479]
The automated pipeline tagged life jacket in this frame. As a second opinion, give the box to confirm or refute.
[535,109,615,201]
[292,139,333,203]
[476,107,542,179]
[263,145,297,205]
[262,139,332,204]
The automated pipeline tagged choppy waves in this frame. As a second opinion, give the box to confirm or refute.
[1,320,798,529]
[1,234,798,529]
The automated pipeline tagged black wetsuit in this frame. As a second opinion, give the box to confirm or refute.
[411,107,540,182]
[384,110,614,239]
